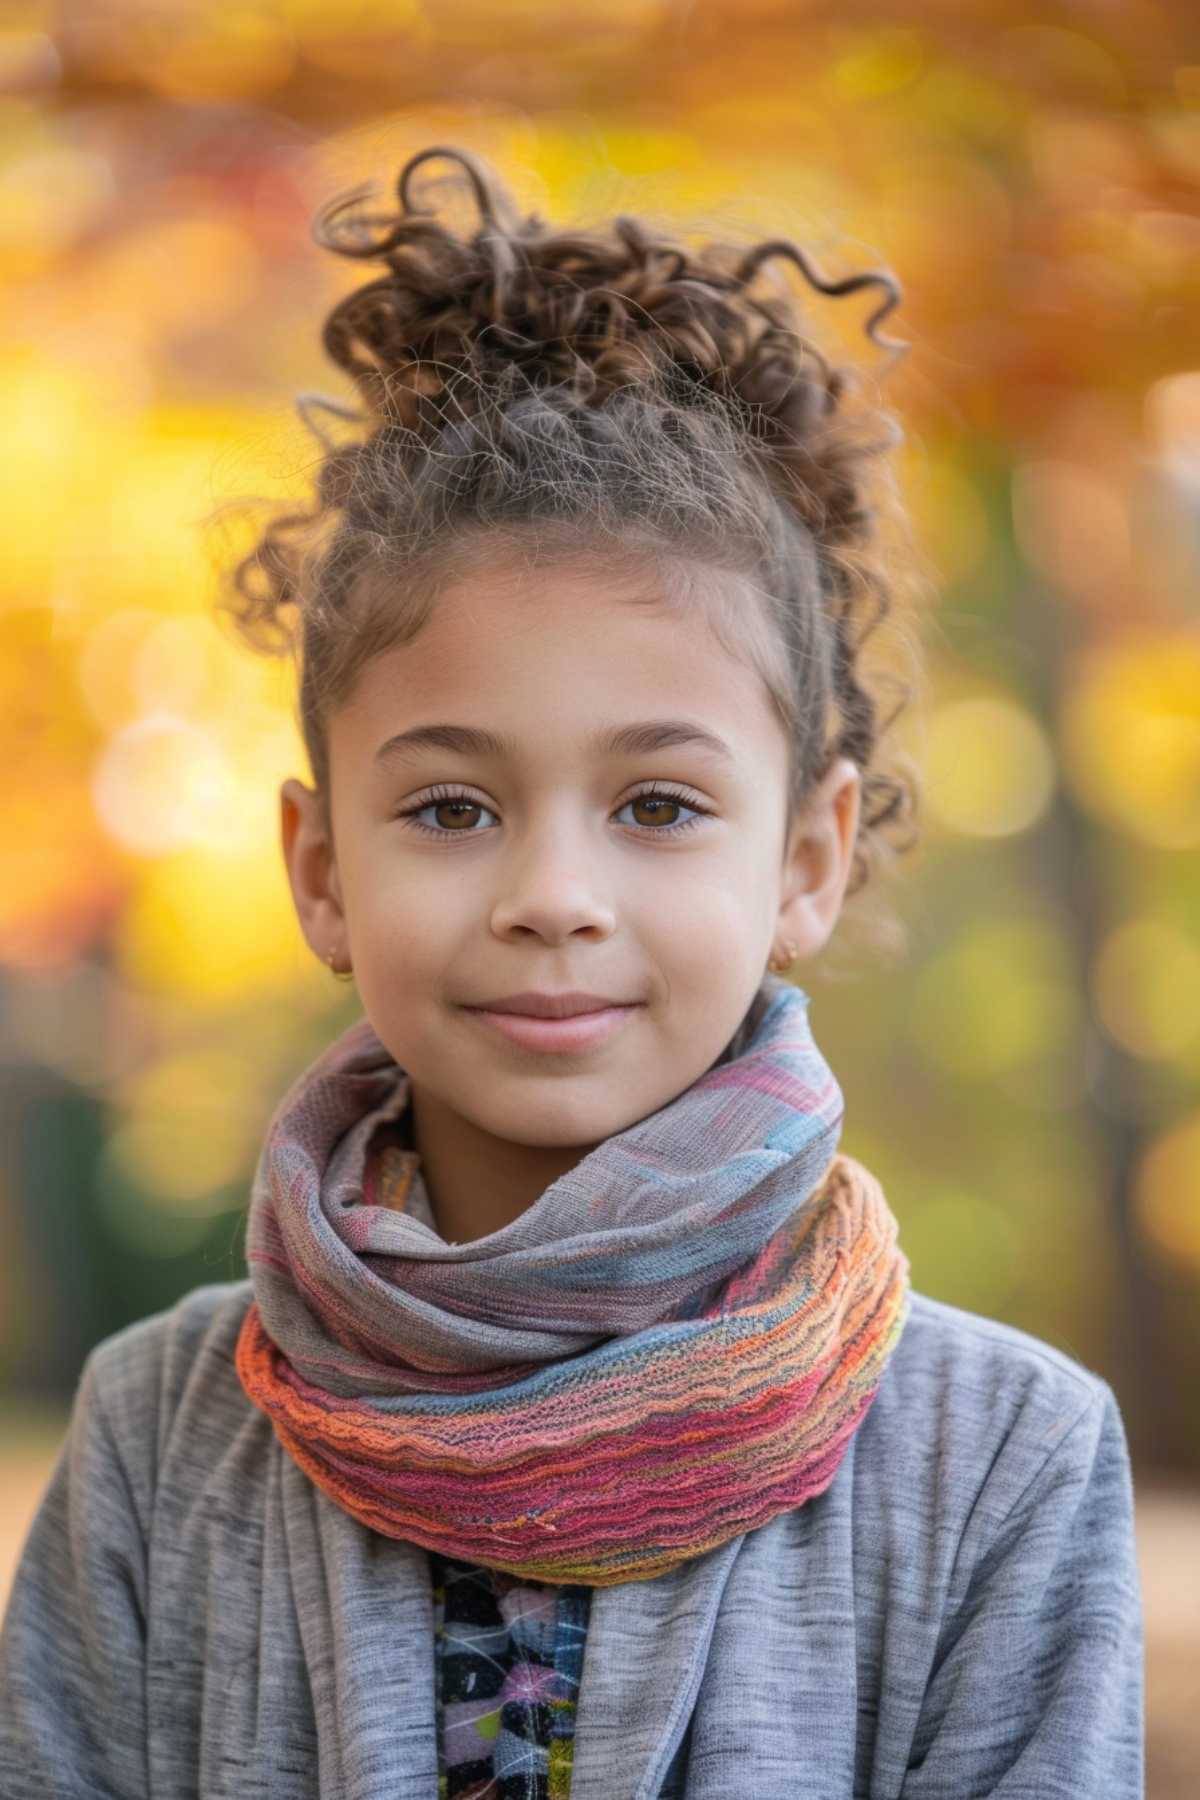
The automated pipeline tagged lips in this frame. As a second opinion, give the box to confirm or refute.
[464,991,637,1020]
[464,1002,641,1054]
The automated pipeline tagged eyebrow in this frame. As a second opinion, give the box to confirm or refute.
[373,718,737,769]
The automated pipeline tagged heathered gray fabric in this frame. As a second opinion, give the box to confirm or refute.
[0,1278,1143,1798]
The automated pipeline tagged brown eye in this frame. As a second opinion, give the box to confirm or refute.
[397,789,495,837]
[629,794,683,828]
[616,787,709,837]
[432,800,482,831]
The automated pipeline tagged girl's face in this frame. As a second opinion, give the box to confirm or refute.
[282,551,860,1158]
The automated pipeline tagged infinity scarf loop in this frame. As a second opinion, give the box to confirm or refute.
[236,975,911,1586]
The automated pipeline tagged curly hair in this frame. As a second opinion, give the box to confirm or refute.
[215,145,924,962]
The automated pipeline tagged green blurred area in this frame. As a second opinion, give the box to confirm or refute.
[0,0,1198,1492]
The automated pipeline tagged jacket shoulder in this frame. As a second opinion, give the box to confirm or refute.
[78,1280,255,1528]
[895,1287,1110,1405]
[864,1287,1117,1525]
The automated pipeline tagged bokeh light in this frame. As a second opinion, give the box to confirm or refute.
[1011,459,1131,610]
[1135,1112,1200,1277]
[924,696,1056,839]
[907,913,1083,1087]
[1094,918,1200,1063]
[1060,633,1200,849]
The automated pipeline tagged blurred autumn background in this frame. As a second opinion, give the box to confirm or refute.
[1,0,1198,1787]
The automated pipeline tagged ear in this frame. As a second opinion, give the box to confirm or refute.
[775,757,862,959]
[280,777,347,967]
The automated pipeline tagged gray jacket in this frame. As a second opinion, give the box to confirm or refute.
[0,1279,1144,1798]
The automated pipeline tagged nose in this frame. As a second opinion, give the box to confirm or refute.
[487,817,617,946]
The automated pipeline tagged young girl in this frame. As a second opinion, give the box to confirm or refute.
[0,147,1143,1799]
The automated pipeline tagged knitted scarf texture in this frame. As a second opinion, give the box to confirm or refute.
[236,973,911,1587]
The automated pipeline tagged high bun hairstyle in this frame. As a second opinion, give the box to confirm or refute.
[216,146,924,963]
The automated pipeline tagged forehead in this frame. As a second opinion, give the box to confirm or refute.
[332,554,783,764]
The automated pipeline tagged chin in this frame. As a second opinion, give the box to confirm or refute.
[476,1088,633,1148]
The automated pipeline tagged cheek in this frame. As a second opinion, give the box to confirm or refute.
[344,824,440,903]
[668,861,771,928]
[367,898,468,967]
[345,849,472,963]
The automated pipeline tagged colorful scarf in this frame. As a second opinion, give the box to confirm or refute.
[236,974,911,1587]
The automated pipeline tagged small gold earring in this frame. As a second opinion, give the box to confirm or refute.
[768,938,799,973]
[326,947,354,983]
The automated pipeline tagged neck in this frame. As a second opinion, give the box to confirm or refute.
[406,1082,602,1244]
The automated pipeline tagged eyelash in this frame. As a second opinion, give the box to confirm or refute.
[394,782,712,841]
